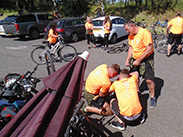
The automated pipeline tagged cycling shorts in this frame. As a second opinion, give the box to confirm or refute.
[129,53,154,80]
[167,33,182,45]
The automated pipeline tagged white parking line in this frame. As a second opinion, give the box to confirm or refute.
[6,46,27,50]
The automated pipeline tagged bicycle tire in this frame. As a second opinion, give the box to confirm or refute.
[60,45,77,62]
[107,47,123,54]
[45,52,55,75]
[31,47,46,65]
[157,39,168,54]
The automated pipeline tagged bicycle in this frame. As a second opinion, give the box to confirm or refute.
[157,37,183,54]
[64,98,106,137]
[147,26,165,48]
[134,18,148,28]
[151,18,168,28]
[31,37,77,65]
[107,43,129,54]
[44,52,56,75]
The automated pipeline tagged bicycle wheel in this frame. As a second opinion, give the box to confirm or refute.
[157,39,168,54]
[31,47,46,65]
[60,45,77,62]
[45,52,55,75]
[107,47,122,54]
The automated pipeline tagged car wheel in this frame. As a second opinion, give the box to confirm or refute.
[19,35,25,39]
[110,34,117,44]
[70,32,79,42]
[30,28,39,39]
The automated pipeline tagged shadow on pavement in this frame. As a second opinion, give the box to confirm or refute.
[139,77,164,99]
[109,132,123,137]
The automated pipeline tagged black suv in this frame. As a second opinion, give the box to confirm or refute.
[44,17,86,42]
[2,13,57,39]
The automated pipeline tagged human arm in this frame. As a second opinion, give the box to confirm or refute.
[132,43,153,66]
[125,46,132,67]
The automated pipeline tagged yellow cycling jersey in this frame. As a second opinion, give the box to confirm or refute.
[168,16,183,34]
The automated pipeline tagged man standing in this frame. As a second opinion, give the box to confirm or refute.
[167,13,183,57]
[84,64,120,115]
[124,20,156,108]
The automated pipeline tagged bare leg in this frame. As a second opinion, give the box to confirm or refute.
[167,44,172,55]
[178,44,182,54]
[146,79,155,98]
[85,102,113,116]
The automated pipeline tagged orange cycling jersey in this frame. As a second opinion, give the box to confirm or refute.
[128,27,154,59]
[168,16,183,34]
[104,22,110,34]
[47,29,58,44]
[85,64,111,95]
[85,22,94,34]
[110,75,142,116]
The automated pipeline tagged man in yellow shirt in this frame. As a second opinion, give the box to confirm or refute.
[167,13,183,57]
[84,64,120,116]
[124,20,156,108]
[109,69,145,131]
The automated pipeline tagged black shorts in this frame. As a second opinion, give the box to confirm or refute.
[130,53,154,80]
[111,99,142,125]
[167,33,182,45]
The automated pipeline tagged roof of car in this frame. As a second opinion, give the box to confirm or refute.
[92,16,125,21]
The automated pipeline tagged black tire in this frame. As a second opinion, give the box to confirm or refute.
[45,52,55,75]
[31,47,46,65]
[157,39,168,54]
[110,34,117,44]
[18,35,26,39]
[60,45,77,62]
[70,32,79,42]
[107,47,122,54]
[29,28,39,39]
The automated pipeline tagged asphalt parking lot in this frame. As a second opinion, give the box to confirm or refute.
[0,36,183,137]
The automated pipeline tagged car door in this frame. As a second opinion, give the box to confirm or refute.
[73,19,85,38]
[112,18,127,38]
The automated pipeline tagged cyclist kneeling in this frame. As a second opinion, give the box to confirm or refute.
[109,69,145,131]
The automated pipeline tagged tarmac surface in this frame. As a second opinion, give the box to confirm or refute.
[0,36,183,137]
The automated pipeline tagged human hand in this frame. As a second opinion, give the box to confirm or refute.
[133,60,140,66]
[125,60,130,67]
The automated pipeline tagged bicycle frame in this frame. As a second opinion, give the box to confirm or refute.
[155,20,167,27]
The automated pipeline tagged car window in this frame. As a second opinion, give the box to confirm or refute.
[113,18,126,24]
[4,16,18,22]
[16,15,36,22]
[65,21,73,27]
[73,20,83,25]
[38,14,48,20]
[57,20,64,27]
[92,20,103,26]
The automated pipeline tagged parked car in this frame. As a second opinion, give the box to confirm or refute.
[2,13,57,39]
[0,20,8,36]
[92,16,128,44]
[44,17,86,42]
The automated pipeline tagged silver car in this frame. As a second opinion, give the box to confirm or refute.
[92,16,128,43]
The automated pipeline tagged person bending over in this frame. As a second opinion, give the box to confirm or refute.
[84,64,120,116]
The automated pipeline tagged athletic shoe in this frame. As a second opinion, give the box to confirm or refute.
[111,121,126,131]
[150,97,157,108]
[140,113,146,124]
